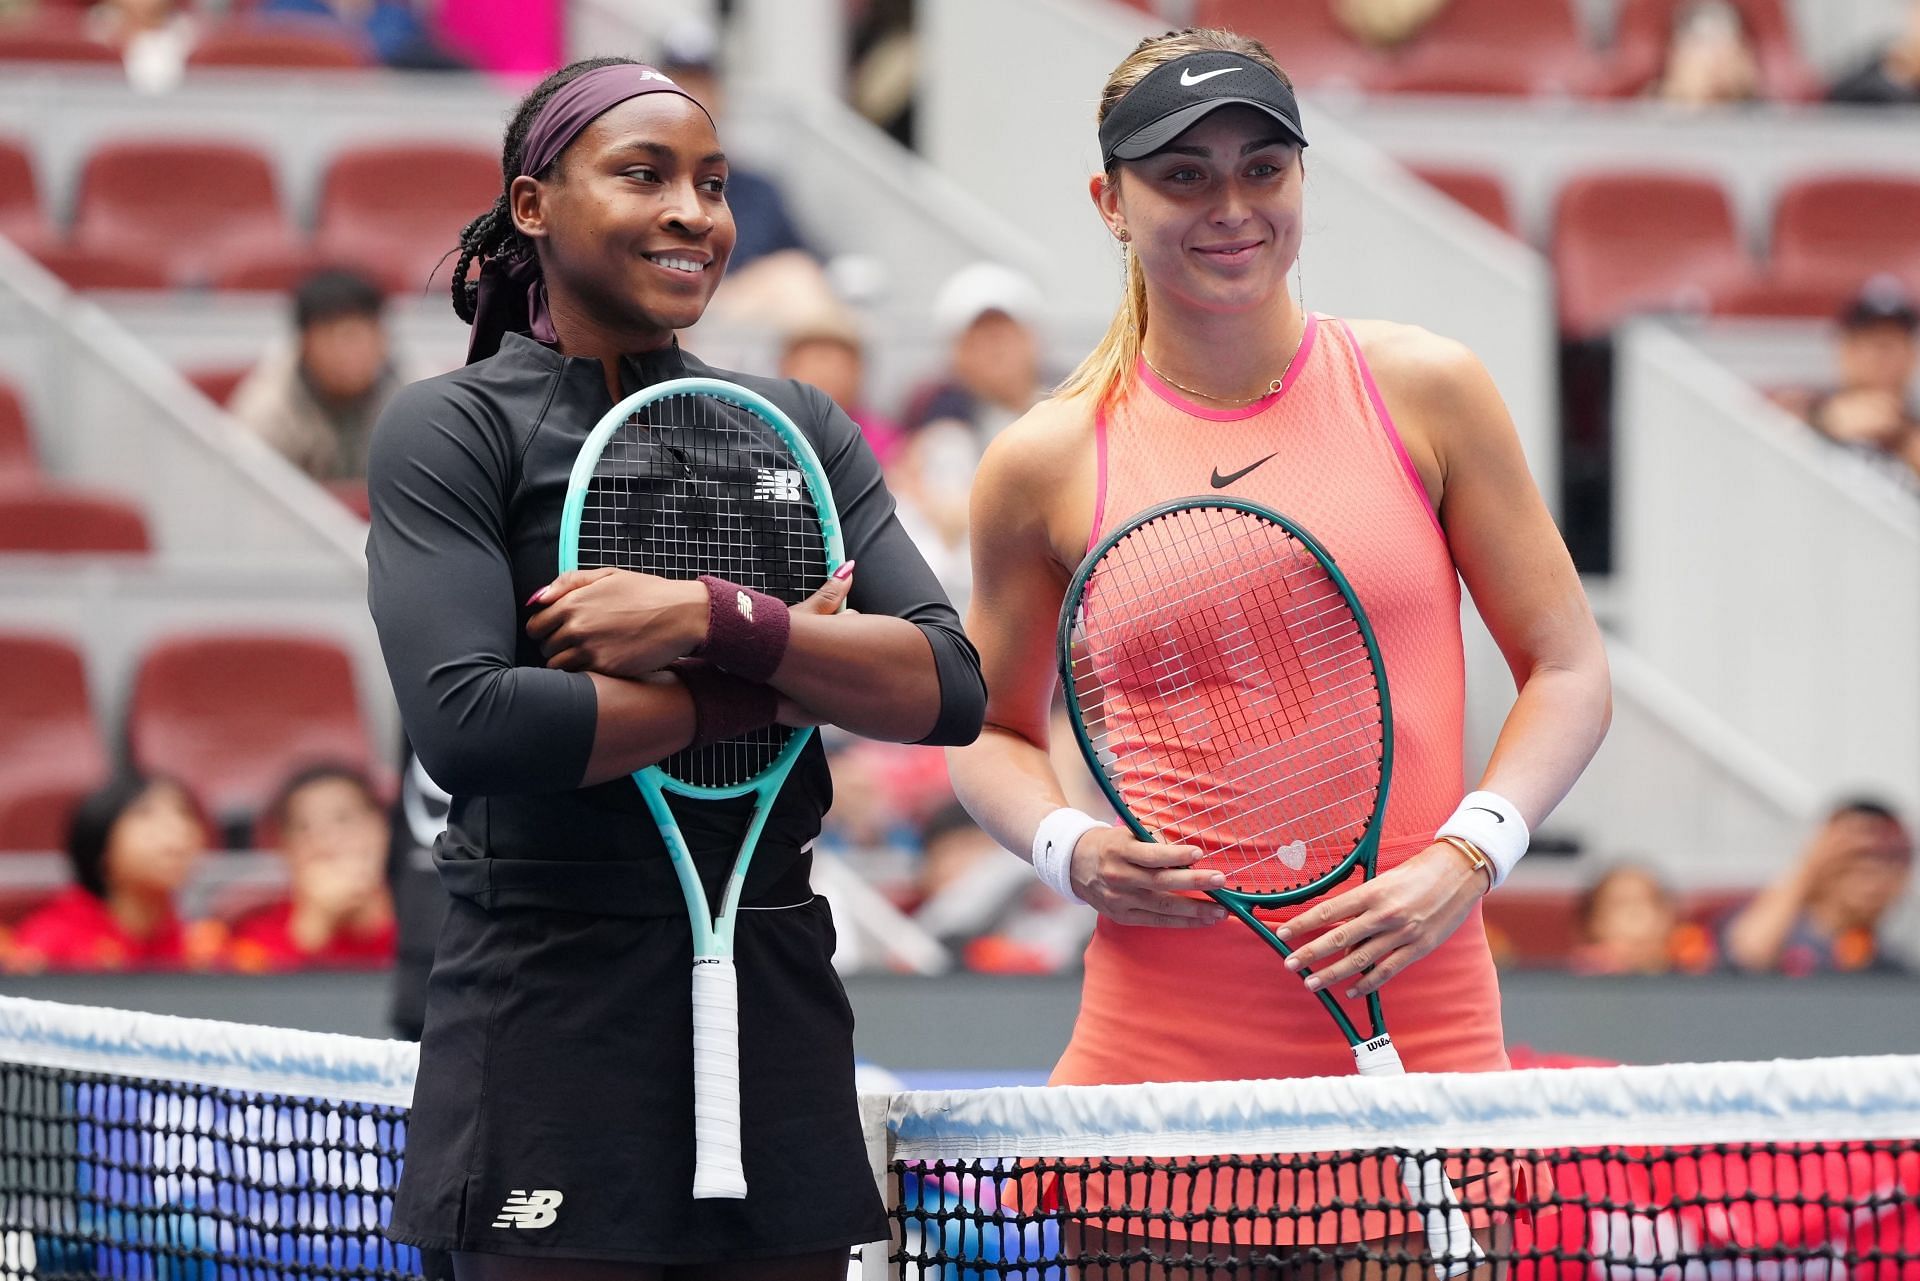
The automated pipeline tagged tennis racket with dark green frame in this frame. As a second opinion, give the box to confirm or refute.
[558,376,843,1201]
[1059,495,1480,1273]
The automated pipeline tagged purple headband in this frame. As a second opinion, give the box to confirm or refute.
[466,63,712,364]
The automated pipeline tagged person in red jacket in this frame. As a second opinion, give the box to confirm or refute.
[5,774,219,973]
[226,764,397,972]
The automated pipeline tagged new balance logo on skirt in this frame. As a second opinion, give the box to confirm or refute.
[493,1190,563,1229]
[754,468,802,502]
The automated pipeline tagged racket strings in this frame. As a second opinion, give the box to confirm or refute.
[1067,505,1384,893]
[579,393,829,789]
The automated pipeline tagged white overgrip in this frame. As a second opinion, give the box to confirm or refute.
[690,957,747,1199]
[1351,1034,1483,1276]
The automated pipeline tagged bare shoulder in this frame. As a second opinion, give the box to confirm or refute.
[1344,318,1488,404]
[974,392,1099,499]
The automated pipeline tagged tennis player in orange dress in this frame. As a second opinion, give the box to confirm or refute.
[947,26,1612,1274]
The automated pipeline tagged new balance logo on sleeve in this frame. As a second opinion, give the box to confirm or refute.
[493,1190,564,1229]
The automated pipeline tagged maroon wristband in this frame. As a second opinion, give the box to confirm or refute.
[693,575,791,683]
[668,660,779,749]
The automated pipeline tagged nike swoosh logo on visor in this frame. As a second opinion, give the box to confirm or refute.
[1210,453,1277,489]
[1181,67,1242,86]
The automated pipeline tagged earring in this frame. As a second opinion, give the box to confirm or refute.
[1116,229,1131,243]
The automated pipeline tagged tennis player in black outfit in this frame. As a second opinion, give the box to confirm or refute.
[368,58,985,1278]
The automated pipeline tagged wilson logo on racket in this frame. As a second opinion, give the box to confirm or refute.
[753,468,804,502]
[492,1190,563,1229]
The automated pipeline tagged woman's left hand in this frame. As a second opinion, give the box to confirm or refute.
[1274,843,1489,998]
[526,568,708,678]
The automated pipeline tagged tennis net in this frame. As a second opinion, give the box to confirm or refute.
[2,996,1919,1280]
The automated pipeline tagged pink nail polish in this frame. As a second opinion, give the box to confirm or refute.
[832,560,855,581]
[525,590,544,606]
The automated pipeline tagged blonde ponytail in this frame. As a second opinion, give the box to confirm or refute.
[1054,27,1291,412]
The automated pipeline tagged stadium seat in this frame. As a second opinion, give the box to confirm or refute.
[1600,0,1818,101]
[0,138,52,256]
[1769,174,1920,296]
[1379,0,1598,96]
[185,20,372,70]
[0,634,108,853]
[128,632,375,824]
[208,245,327,294]
[314,143,499,293]
[0,382,36,484]
[1406,164,1517,236]
[1191,0,1391,90]
[1709,275,1859,320]
[71,140,298,288]
[0,487,150,553]
[25,243,172,292]
[184,365,252,407]
[0,16,121,65]
[1552,170,1757,336]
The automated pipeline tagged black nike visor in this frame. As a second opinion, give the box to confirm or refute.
[1098,51,1308,168]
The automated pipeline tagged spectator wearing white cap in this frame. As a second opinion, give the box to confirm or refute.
[904,262,1048,443]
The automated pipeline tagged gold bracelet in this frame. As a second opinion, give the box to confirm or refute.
[1437,835,1495,895]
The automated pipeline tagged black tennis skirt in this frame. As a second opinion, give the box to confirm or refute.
[387,851,887,1264]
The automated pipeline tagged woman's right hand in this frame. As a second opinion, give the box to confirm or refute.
[1069,826,1229,928]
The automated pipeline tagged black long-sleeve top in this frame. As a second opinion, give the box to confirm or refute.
[366,333,984,912]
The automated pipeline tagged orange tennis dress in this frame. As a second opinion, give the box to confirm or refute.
[1050,314,1518,1246]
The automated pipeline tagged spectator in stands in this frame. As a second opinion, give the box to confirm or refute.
[230,268,403,483]
[1781,276,1920,477]
[849,0,917,147]
[259,0,472,71]
[1569,864,1715,974]
[777,307,902,466]
[1651,1,1760,108]
[904,261,1048,442]
[1331,0,1452,48]
[89,0,196,94]
[3,774,219,973]
[912,802,1095,972]
[225,764,396,972]
[1829,0,1920,105]
[657,18,838,330]
[1722,798,1914,975]
[817,740,923,897]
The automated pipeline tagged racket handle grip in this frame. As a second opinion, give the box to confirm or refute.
[1352,1035,1483,1277]
[690,958,747,1199]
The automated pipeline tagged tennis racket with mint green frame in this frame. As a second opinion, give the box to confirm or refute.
[558,377,843,1200]
[1059,496,1481,1274]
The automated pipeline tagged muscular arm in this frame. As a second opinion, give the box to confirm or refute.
[946,402,1224,927]
[366,384,700,794]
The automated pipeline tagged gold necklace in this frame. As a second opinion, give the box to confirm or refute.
[1142,329,1308,406]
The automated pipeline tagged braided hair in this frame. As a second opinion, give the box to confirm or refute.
[451,55,642,324]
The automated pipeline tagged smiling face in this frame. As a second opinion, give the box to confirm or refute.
[1095,105,1303,322]
[512,92,736,342]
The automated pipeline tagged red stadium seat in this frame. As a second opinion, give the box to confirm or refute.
[0,487,150,553]
[1191,0,1391,90]
[1379,0,1598,96]
[314,143,498,294]
[184,365,252,407]
[71,140,298,288]
[208,244,326,294]
[0,16,121,65]
[1600,0,1817,101]
[1406,164,1517,236]
[26,243,172,292]
[129,632,374,824]
[0,633,108,852]
[1709,275,1859,319]
[1552,170,1756,336]
[0,381,37,484]
[0,138,52,255]
[185,20,372,70]
[1769,174,1920,297]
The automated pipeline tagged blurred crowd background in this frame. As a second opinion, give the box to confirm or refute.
[1,0,1916,1033]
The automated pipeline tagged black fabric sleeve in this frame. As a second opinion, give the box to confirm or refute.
[800,382,986,747]
[365,381,599,794]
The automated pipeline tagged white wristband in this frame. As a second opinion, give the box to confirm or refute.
[1031,808,1104,903]
[1436,790,1529,890]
